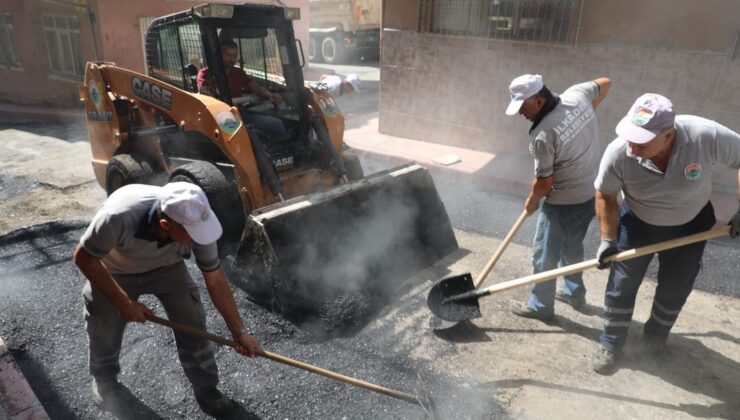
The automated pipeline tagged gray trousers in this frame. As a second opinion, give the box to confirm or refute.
[83,261,218,396]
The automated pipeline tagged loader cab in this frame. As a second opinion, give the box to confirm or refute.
[145,4,310,169]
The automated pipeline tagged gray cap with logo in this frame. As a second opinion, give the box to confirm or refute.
[616,93,675,144]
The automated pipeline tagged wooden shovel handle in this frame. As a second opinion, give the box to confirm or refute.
[474,209,528,288]
[476,225,730,298]
[145,314,420,405]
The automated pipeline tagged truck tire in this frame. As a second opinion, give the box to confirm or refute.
[169,161,244,255]
[308,37,321,62]
[342,149,363,181]
[321,36,346,64]
[105,153,153,196]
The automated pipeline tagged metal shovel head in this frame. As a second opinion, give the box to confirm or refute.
[427,273,481,322]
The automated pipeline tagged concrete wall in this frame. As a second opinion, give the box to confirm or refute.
[379,0,740,192]
[0,0,309,107]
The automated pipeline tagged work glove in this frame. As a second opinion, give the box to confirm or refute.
[730,204,740,238]
[596,239,618,269]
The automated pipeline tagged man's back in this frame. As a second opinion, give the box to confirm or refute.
[80,184,217,274]
[531,81,603,205]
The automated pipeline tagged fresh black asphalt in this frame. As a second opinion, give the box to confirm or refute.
[0,221,507,419]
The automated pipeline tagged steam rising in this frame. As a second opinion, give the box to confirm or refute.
[232,164,458,332]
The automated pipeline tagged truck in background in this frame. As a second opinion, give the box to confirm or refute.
[308,0,380,63]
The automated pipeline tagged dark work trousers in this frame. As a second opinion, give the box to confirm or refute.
[599,201,716,352]
[83,261,219,396]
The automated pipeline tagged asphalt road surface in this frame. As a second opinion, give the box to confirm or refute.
[0,220,505,420]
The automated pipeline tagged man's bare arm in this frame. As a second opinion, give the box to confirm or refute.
[73,245,150,322]
[595,191,619,240]
[592,77,611,110]
[202,267,259,357]
[524,176,554,215]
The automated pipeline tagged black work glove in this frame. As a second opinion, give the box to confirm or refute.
[596,239,618,269]
[730,204,740,238]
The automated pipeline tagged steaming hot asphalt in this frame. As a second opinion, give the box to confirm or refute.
[0,221,507,419]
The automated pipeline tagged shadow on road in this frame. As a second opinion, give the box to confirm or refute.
[485,315,740,418]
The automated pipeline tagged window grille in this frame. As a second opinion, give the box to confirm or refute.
[422,0,582,44]
[0,13,20,66]
[147,22,204,91]
[42,15,84,77]
[237,28,285,86]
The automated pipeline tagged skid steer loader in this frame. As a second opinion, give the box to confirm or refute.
[81,3,457,325]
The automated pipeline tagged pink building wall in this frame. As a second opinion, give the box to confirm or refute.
[0,0,98,106]
[0,0,310,107]
[95,0,310,75]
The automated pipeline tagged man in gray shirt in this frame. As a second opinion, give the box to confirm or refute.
[73,182,259,417]
[505,74,611,321]
[592,93,740,374]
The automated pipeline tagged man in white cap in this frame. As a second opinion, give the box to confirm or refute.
[73,182,259,417]
[319,73,362,97]
[505,74,611,321]
[591,93,740,374]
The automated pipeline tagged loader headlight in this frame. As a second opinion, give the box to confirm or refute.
[284,7,300,20]
[193,4,234,19]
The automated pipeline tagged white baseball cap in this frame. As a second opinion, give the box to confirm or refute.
[615,93,676,144]
[505,74,544,115]
[159,182,222,245]
[345,73,361,92]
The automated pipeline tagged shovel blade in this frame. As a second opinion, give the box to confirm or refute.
[426,273,481,322]
[428,314,460,331]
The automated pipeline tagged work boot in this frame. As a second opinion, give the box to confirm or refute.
[196,388,236,418]
[591,347,618,375]
[555,291,586,309]
[91,376,132,410]
[511,304,554,322]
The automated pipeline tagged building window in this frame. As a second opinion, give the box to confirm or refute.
[42,15,84,78]
[422,0,582,44]
[0,13,20,66]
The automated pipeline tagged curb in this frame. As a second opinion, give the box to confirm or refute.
[350,145,531,200]
[0,337,50,420]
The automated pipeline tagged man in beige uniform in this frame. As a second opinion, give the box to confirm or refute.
[74,182,259,417]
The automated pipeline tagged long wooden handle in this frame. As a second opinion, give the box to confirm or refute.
[474,209,528,288]
[145,314,420,405]
[472,225,730,299]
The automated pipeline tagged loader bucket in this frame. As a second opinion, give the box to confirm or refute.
[231,163,458,328]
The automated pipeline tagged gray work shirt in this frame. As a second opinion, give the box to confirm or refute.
[80,184,220,274]
[530,81,603,204]
[595,115,740,226]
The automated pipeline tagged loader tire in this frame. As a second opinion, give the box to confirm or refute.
[105,153,153,196]
[321,36,346,64]
[342,149,363,181]
[169,161,244,255]
[308,37,321,62]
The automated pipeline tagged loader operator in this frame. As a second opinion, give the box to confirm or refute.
[197,39,286,141]
[505,74,611,322]
[591,93,740,374]
[73,182,259,418]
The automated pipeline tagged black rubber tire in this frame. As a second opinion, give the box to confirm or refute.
[308,37,321,62]
[321,36,346,64]
[168,161,244,255]
[105,154,153,196]
[342,149,364,181]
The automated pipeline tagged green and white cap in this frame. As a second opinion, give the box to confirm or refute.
[160,182,222,245]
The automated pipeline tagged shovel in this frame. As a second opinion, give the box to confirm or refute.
[427,226,731,322]
[145,314,438,419]
[429,209,528,330]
